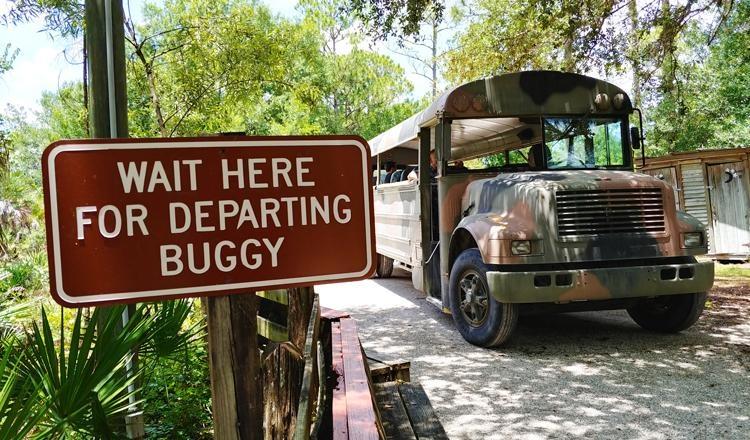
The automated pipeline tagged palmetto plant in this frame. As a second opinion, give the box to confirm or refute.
[24,306,150,439]
[0,343,46,440]
[0,299,201,439]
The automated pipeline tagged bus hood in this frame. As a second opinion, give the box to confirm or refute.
[461,169,672,223]
[456,169,700,263]
[468,170,668,198]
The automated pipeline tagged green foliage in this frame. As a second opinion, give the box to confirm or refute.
[123,0,418,139]
[140,300,205,361]
[445,0,598,81]
[648,0,750,153]
[0,300,205,438]
[346,0,444,38]
[0,343,46,439]
[0,253,46,298]
[24,306,152,438]
[0,44,18,75]
[1,0,84,38]
[141,337,212,439]
[715,263,750,280]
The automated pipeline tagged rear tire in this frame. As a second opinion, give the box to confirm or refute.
[375,254,394,278]
[449,248,518,347]
[627,292,707,333]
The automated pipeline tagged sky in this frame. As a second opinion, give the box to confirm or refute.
[0,16,83,113]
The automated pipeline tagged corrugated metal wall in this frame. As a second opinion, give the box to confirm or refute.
[680,163,712,251]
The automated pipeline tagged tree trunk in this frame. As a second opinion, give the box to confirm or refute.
[126,22,168,137]
[563,35,575,72]
[628,0,642,108]
[144,62,168,137]
[431,18,438,99]
[659,0,676,95]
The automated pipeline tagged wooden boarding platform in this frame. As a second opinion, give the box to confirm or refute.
[367,357,410,384]
[328,314,448,440]
[374,381,448,440]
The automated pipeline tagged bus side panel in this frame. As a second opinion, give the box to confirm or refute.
[373,182,422,268]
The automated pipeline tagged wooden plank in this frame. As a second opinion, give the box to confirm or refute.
[293,295,321,440]
[706,161,750,257]
[398,383,448,440]
[282,343,304,439]
[374,382,417,440]
[368,358,411,384]
[257,289,289,305]
[207,294,263,440]
[258,295,289,326]
[257,315,288,342]
[262,342,303,440]
[321,306,351,321]
[288,287,315,350]
[311,341,327,437]
[339,318,380,440]
[331,323,349,440]
[261,344,279,440]
[207,296,240,440]
[229,295,263,440]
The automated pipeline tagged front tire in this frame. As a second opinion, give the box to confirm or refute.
[627,292,707,333]
[375,253,394,278]
[449,249,518,347]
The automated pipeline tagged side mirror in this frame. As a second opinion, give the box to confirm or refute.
[630,127,641,151]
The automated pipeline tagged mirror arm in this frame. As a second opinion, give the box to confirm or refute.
[633,108,646,168]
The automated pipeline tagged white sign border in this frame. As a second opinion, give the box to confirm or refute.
[47,138,374,305]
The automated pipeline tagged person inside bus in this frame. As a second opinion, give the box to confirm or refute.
[429,150,438,178]
[450,160,468,172]
[406,150,438,181]
[381,161,397,184]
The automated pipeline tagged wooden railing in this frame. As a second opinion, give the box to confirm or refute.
[252,291,447,439]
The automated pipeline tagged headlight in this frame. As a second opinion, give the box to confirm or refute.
[683,232,703,247]
[511,240,532,255]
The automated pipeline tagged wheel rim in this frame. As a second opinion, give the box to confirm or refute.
[458,270,489,327]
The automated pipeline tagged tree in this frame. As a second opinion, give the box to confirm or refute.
[295,0,421,137]
[125,0,307,137]
[2,0,84,38]
[346,0,444,38]
[445,0,627,83]
[648,0,750,153]
[388,4,454,99]
[0,44,18,75]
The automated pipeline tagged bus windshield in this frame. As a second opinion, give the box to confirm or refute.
[543,117,627,170]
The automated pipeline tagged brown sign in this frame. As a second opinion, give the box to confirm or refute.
[42,136,375,307]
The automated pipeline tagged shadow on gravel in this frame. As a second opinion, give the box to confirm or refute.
[319,272,750,439]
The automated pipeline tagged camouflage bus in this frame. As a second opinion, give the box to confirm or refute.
[370,71,714,347]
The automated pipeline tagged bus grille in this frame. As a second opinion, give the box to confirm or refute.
[555,188,666,236]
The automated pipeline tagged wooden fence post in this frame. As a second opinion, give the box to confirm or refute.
[288,287,315,350]
[207,294,263,440]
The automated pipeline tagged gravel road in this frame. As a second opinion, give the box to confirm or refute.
[316,269,750,440]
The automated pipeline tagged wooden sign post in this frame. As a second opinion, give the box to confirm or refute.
[206,294,263,440]
[42,136,375,437]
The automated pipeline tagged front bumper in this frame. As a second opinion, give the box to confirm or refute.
[486,261,714,304]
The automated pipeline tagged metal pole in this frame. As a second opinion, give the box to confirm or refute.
[85,1,141,437]
[104,0,118,138]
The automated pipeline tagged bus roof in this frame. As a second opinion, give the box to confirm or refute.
[369,71,631,157]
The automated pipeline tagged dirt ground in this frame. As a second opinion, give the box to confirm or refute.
[316,267,750,439]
